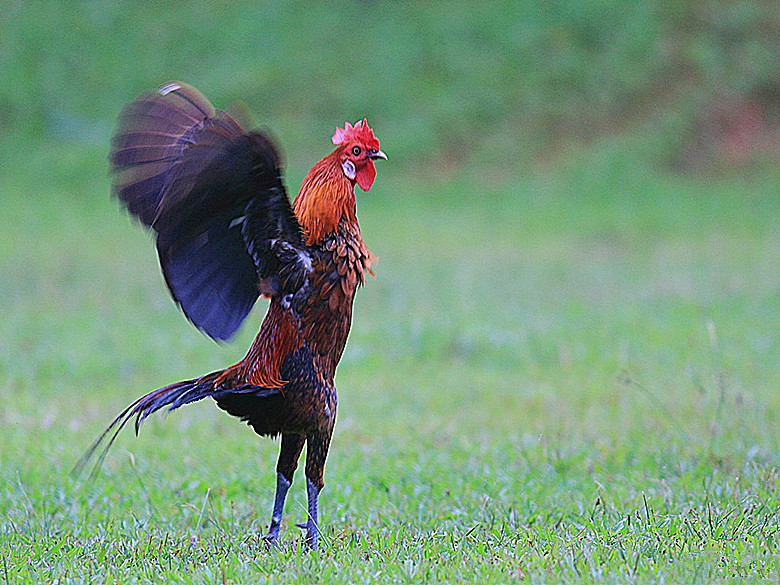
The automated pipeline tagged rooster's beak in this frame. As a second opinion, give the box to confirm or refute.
[369,149,387,161]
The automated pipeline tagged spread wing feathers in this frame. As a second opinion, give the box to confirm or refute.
[109,82,311,341]
[110,82,217,226]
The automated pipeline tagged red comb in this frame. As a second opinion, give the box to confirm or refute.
[332,119,379,147]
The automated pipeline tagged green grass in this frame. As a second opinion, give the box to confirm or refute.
[2,1,780,583]
[1,137,779,583]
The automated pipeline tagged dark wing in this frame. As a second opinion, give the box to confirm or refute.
[109,82,311,341]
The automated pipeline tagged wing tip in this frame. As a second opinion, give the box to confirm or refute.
[158,82,183,96]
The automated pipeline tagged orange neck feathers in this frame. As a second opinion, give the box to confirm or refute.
[293,149,356,245]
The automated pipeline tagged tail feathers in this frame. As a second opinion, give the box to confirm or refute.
[73,372,280,479]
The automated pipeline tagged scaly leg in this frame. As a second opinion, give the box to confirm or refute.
[300,431,332,549]
[264,433,305,545]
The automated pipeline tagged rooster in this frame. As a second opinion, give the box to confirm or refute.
[84,82,385,549]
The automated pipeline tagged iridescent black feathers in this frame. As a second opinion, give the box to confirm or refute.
[109,82,310,340]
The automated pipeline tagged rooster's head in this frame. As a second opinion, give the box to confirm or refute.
[332,120,386,191]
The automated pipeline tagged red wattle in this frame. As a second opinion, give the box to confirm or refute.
[356,161,376,191]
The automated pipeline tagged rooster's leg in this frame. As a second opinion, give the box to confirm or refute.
[264,433,305,545]
[300,431,332,549]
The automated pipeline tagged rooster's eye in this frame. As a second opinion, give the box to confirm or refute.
[351,146,361,156]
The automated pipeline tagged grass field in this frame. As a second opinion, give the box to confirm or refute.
[2,2,780,583]
[2,138,779,583]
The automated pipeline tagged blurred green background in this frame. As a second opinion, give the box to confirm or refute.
[3,0,780,173]
[1,1,780,581]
